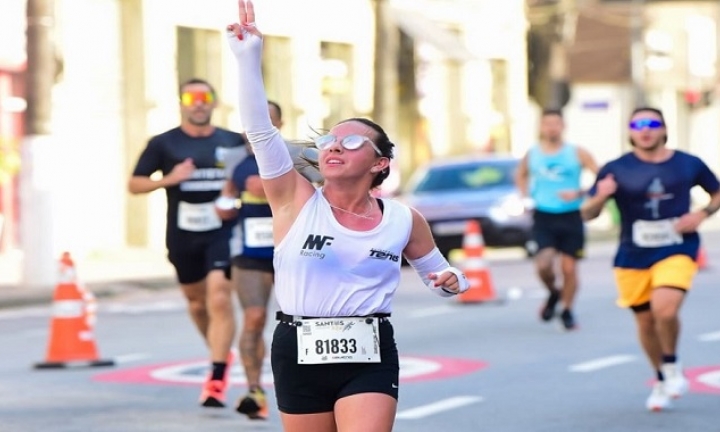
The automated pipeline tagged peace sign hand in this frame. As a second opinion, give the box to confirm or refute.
[226,0,263,57]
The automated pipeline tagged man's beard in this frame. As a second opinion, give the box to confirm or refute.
[542,134,562,144]
[188,114,211,126]
[632,138,664,151]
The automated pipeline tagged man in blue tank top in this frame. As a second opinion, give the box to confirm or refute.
[582,107,720,412]
[515,109,599,330]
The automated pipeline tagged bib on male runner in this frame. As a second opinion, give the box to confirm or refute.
[632,218,683,248]
[177,201,222,232]
[243,217,273,248]
[296,317,381,364]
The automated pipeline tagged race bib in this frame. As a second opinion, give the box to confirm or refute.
[177,201,222,232]
[296,317,381,364]
[243,217,274,248]
[632,219,682,248]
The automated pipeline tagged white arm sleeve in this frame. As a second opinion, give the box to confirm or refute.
[227,30,293,179]
[407,247,469,297]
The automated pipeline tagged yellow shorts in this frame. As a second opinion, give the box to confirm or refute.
[613,255,697,308]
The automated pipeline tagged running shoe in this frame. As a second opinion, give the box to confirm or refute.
[236,387,268,420]
[646,381,672,412]
[560,309,577,330]
[199,350,235,408]
[540,289,560,321]
[661,362,689,399]
[199,379,227,408]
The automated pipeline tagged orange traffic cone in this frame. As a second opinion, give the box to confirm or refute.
[697,246,708,270]
[34,252,114,369]
[457,220,498,303]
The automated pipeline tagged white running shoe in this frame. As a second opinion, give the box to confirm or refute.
[646,382,672,412]
[661,362,689,399]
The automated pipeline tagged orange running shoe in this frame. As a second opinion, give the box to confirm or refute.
[199,350,235,408]
[199,379,227,408]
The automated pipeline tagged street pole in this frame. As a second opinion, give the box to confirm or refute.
[372,0,398,136]
[547,0,576,110]
[21,0,57,288]
[630,0,646,107]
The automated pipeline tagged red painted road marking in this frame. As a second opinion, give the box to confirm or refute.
[686,366,720,395]
[93,355,487,386]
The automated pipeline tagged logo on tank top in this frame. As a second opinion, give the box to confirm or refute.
[300,234,334,259]
[539,163,567,181]
[369,249,400,262]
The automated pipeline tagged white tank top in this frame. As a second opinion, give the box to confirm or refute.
[274,188,413,317]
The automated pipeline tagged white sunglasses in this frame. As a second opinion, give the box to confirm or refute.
[314,134,382,156]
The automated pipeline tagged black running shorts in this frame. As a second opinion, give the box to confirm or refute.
[532,209,585,258]
[271,318,399,414]
[167,230,231,284]
[232,256,274,273]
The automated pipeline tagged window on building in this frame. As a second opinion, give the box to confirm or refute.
[176,26,225,124]
[262,36,294,137]
[321,42,354,130]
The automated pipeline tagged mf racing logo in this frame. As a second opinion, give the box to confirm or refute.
[369,249,400,262]
[303,234,334,250]
[300,234,334,259]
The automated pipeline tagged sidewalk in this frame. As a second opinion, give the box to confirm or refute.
[0,247,176,309]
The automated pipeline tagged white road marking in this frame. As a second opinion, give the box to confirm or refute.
[396,396,484,420]
[569,355,637,372]
[408,304,455,318]
[0,307,50,320]
[697,370,720,389]
[0,328,47,340]
[103,300,185,314]
[0,300,185,320]
[506,286,523,300]
[698,331,720,342]
[114,353,151,364]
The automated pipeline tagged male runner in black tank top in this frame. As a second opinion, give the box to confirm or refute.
[128,78,244,408]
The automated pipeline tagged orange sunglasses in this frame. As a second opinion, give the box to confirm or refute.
[180,91,215,106]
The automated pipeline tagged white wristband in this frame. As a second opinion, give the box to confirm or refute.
[434,266,470,294]
[215,196,238,211]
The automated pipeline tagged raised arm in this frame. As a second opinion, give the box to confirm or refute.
[225,0,315,237]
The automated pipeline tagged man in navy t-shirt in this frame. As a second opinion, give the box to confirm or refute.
[582,107,720,412]
[128,78,243,408]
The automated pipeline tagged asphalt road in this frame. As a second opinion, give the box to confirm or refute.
[0,241,719,432]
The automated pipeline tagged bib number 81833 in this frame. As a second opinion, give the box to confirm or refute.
[296,317,380,364]
[316,338,357,355]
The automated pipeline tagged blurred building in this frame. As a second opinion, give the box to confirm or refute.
[117,0,379,250]
[0,0,533,258]
[390,0,531,159]
[541,0,720,177]
[7,0,719,260]
[9,0,378,255]
[0,0,26,254]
